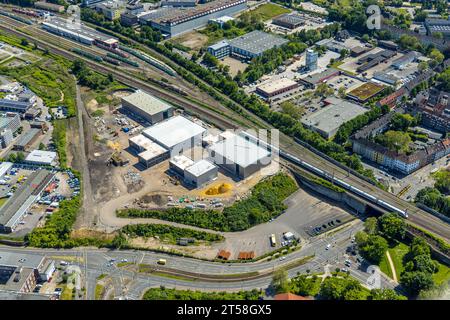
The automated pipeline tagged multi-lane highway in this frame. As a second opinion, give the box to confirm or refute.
[0,15,448,243]
[0,221,398,299]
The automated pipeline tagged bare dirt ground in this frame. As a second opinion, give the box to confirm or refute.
[128,237,218,260]
[170,31,209,51]
[222,57,249,77]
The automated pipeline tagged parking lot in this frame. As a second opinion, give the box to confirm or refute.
[210,185,357,260]
[327,75,365,94]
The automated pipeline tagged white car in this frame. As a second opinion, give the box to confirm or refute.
[326,244,331,250]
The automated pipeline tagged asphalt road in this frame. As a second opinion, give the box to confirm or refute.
[0,16,448,243]
[0,221,398,299]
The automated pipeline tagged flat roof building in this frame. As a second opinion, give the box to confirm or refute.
[141,0,247,38]
[184,159,218,188]
[272,13,305,29]
[301,97,368,139]
[142,115,206,155]
[24,150,57,166]
[0,99,32,113]
[347,82,385,103]
[121,90,174,124]
[299,68,340,88]
[0,113,21,134]
[137,142,169,168]
[0,162,13,178]
[129,134,156,152]
[208,133,271,179]
[0,170,54,233]
[228,30,289,59]
[34,1,65,13]
[169,154,194,177]
[42,17,119,48]
[161,0,197,7]
[256,78,299,100]
[207,40,231,59]
[13,128,41,152]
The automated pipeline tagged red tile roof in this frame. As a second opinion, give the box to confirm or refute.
[274,293,312,300]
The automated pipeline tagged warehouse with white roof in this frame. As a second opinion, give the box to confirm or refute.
[24,150,58,166]
[184,159,218,188]
[142,115,206,155]
[208,133,272,179]
[122,90,174,124]
[137,142,169,168]
[129,134,157,152]
[169,155,194,177]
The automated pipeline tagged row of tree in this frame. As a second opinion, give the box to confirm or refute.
[117,173,298,232]
[271,267,406,300]
[356,213,444,297]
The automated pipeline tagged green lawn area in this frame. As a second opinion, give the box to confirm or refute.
[380,241,450,285]
[250,3,291,21]
[60,285,73,300]
[94,283,105,300]
[379,242,409,280]
[432,263,450,285]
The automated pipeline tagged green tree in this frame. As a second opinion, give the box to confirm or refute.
[202,52,219,68]
[38,142,46,151]
[338,86,346,99]
[378,213,406,240]
[111,232,127,249]
[370,288,407,300]
[271,268,290,294]
[364,217,378,235]
[356,232,388,264]
[400,271,434,296]
[16,152,25,162]
[390,113,417,131]
[319,277,368,300]
[291,275,320,297]
[280,101,303,120]
[314,82,333,97]
[409,237,431,258]
[433,170,450,195]
[20,38,28,47]
[375,130,411,153]
[418,61,428,72]
[412,254,439,274]
[428,48,444,68]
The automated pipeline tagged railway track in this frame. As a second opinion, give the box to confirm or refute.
[1,17,449,243]
[0,17,237,130]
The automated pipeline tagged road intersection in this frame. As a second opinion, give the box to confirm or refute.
[0,220,398,299]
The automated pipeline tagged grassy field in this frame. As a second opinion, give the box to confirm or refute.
[379,242,450,285]
[60,285,73,300]
[94,284,105,300]
[250,3,291,21]
[432,263,450,285]
[379,242,409,280]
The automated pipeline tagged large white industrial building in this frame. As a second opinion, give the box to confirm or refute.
[169,155,194,177]
[137,143,169,168]
[24,150,58,166]
[208,132,272,179]
[142,115,206,156]
[184,159,218,188]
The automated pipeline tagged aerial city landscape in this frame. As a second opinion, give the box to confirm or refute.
[0,0,448,304]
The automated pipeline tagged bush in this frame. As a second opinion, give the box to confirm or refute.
[121,224,224,244]
[117,173,298,232]
[143,287,261,300]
